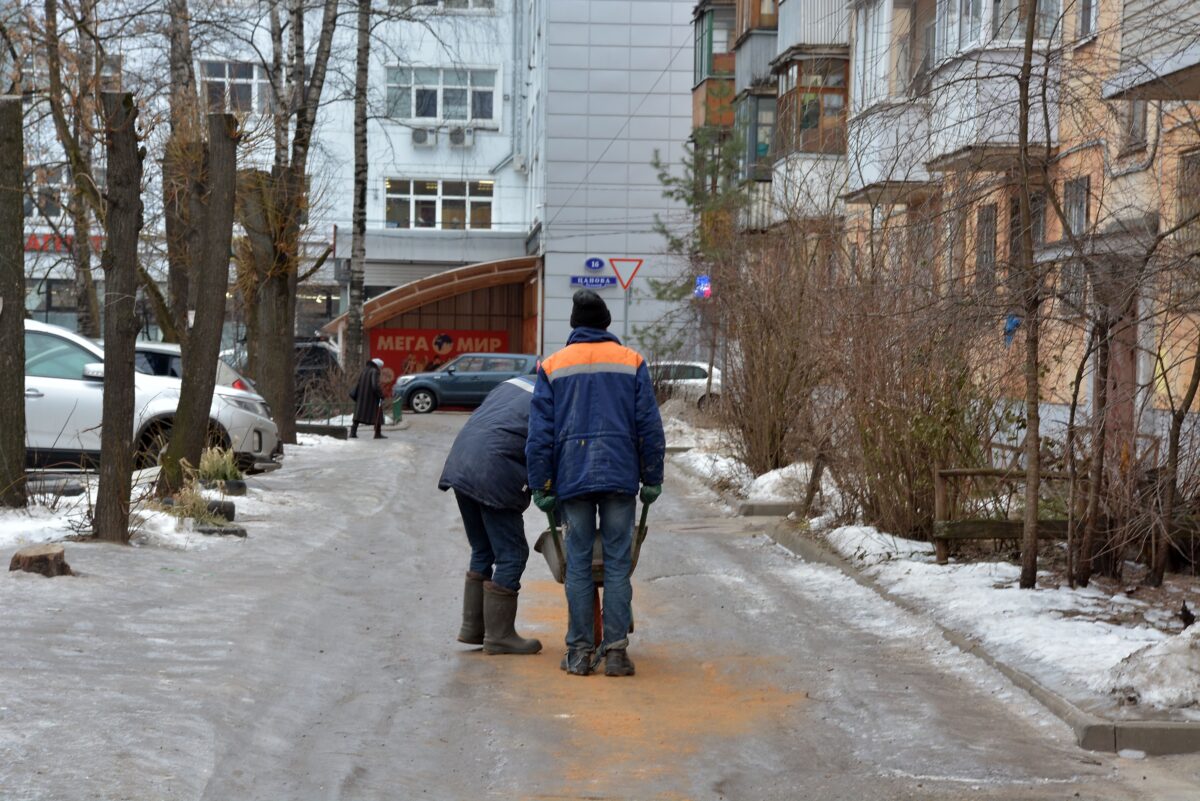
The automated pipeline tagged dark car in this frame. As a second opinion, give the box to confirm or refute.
[395,353,538,413]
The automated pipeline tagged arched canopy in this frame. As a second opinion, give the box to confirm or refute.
[323,256,540,335]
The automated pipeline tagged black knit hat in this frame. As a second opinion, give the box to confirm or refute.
[570,289,612,330]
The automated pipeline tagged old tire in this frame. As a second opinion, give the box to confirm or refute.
[409,389,437,414]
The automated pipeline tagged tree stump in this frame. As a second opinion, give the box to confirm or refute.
[9,544,74,577]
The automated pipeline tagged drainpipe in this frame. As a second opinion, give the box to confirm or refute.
[490,0,523,176]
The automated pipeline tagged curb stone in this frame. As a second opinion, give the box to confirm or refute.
[765,520,1200,756]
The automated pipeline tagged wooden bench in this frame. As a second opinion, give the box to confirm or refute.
[932,518,1070,564]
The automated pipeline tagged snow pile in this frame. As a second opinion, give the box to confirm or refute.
[129,509,210,550]
[672,450,753,493]
[660,412,723,451]
[1097,625,1200,710]
[745,463,809,502]
[0,505,82,551]
[821,523,1182,713]
[825,525,935,566]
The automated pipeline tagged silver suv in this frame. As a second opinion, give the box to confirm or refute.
[24,320,281,472]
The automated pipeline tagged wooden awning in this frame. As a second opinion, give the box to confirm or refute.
[322,256,540,334]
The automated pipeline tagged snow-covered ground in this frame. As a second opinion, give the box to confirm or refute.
[820,524,1200,719]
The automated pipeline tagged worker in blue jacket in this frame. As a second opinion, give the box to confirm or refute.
[526,290,666,677]
[439,375,542,655]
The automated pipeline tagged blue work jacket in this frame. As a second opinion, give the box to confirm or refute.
[438,375,535,511]
[526,328,665,500]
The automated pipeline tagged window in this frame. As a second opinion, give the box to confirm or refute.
[384,179,494,230]
[99,55,123,92]
[976,204,997,292]
[386,67,497,124]
[694,7,736,83]
[451,356,486,372]
[1063,177,1091,238]
[1059,259,1087,313]
[1078,0,1096,39]
[1179,151,1200,257]
[25,332,96,380]
[1120,100,1148,153]
[855,0,891,109]
[777,58,848,156]
[201,61,271,114]
[1008,191,1046,263]
[390,0,494,8]
[24,165,70,219]
[960,0,984,48]
[484,357,519,372]
[736,95,776,180]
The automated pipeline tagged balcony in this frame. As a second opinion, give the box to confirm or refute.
[692,72,736,129]
[1104,0,1200,100]
[925,45,1058,172]
[844,98,934,206]
[772,151,846,220]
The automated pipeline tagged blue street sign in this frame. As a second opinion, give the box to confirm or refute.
[584,257,606,271]
[694,274,712,299]
[571,275,618,288]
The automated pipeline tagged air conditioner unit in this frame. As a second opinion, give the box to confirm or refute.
[448,126,475,148]
[412,127,437,148]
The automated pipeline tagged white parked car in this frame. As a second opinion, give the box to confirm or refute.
[648,360,722,409]
[24,320,281,473]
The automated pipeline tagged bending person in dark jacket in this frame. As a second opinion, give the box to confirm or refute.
[526,290,666,676]
[438,375,542,655]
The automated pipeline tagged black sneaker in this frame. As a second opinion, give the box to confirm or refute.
[566,648,595,676]
[604,648,635,677]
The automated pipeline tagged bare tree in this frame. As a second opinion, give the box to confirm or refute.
[344,0,371,371]
[157,112,237,496]
[0,95,25,508]
[92,91,142,543]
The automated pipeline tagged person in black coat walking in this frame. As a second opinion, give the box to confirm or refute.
[350,358,386,439]
[438,375,541,655]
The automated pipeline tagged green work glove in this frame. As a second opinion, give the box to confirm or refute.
[639,484,662,505]
[532,489,557,512]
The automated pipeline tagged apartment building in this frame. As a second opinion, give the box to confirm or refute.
[697,0,1200,438]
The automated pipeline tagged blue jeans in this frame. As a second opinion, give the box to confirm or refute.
[561,493,636,653]
[455,491,529,592]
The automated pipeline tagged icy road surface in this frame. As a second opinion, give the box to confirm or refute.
[1,414,1199,800]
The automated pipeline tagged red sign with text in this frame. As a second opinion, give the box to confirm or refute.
[370,328,511,383]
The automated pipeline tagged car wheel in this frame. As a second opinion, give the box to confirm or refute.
[697,394,716,412]
[409,389,437,414]
[135,422,172,469]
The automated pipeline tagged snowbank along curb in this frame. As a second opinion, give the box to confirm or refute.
[766,521,1200,756]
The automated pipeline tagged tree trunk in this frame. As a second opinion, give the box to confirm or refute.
[0,97,26,508]
[258,269,296,441]
[1016,0,1041,589]
[164,0,199,343]
[70,0,101,338]
[93,93,143,544]
[158,114,237,496]
[344,0,371,370]
[1148,333,1200,586]
[1076,324,1110,587]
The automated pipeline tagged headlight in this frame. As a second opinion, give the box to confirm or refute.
[396,375,415,386]
[220,394,268,416]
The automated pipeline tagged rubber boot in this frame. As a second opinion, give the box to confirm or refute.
[349,422,359,438]
[457,571,485,645]
[482,582,542,655]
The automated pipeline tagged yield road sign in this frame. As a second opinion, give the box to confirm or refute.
[609,258,644,290]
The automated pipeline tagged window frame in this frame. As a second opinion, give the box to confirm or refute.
[976,203,998,293]
[200,60,272,115]
[1119,99,1148,154]
[24,331,97,380]
[385,66,499,127]
[776,58,848,157]
[1178,150,1200,257]
[384,178,495,231]
[1063,176,1091,240]
[1077,0,1097,41]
